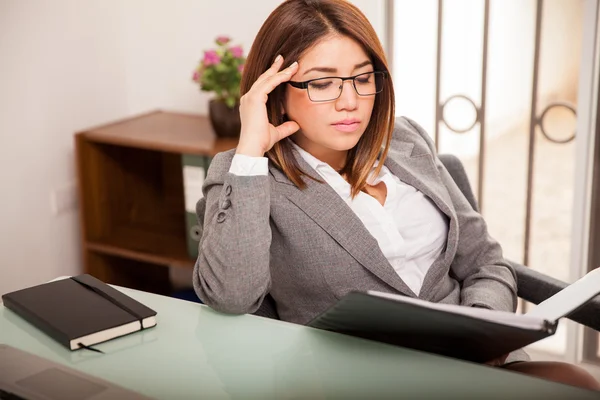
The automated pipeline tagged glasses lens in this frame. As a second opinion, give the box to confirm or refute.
[307,78,343,102]
[354,72,384,96]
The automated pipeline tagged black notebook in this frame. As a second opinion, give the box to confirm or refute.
[1,275,157,351]
[308,269,600,363]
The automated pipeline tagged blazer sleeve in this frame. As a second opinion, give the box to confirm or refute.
[192,150,272,314]
[405,118,518,312]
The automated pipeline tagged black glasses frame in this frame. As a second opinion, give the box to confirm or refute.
[287,71,387,102]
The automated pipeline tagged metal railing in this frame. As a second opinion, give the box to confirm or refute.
[433,0,577,268]
[390,0,596,360]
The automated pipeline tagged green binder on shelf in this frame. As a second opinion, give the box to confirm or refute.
[181,154,212,260]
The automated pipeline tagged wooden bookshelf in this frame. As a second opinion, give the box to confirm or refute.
[75,110,237,294]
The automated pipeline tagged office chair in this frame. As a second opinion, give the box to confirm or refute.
[254,154,600,333]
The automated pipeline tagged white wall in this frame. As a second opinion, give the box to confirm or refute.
[0,0,129,295]
[121,0,281,116]
[0,0,386,295]
[121,0,386,116]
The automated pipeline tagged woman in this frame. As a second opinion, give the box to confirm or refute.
[193,0,599,390]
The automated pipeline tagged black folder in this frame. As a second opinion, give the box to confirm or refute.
[308,269,600,363]
[1,275,157,351]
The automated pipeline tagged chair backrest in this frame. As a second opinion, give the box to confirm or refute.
[437,154,479,212]
[254,154,477,320]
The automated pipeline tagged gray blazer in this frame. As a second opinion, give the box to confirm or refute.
[193,117,528,363]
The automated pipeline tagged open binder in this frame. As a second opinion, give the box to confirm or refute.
[308,268,600,362]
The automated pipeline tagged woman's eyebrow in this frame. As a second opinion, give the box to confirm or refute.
[301,60,372,77]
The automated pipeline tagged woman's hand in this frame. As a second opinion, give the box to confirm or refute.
[485,353,509,367]
[236,55,300,157]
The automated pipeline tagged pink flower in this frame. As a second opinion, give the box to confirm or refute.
[238,64,244,73]
[192,71,199,82]
[203,50,220,66]
[229,46,244,58]
[216,36,231,45]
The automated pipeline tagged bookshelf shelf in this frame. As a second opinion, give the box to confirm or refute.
[75,110,237,294]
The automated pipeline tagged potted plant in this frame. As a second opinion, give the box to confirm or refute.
[193,35,245,138]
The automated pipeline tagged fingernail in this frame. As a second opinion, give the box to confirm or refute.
[289,61,298,68]
[274,55,282,63]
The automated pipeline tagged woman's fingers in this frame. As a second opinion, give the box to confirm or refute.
[273,120,300,142]
[236,55,299,156]
[252,54,284,87]
[258,61,298,94]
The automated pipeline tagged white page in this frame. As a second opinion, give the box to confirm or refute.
[367,291,549,331]
[525,268,600,322]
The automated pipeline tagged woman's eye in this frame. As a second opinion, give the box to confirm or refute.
[310,81,333,90]
[356,77,371,84]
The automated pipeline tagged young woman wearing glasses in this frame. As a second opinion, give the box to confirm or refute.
[193,0,599,390]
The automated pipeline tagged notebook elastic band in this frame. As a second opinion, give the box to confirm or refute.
[70,276,146,332]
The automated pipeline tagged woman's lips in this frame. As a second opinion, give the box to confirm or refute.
[331,122,360,132]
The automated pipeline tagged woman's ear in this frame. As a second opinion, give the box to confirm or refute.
[280,105,288,122]
[280,97,287,114]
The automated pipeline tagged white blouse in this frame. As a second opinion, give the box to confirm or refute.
[229,144,449,295]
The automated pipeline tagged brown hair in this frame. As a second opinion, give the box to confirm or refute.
[240,0,395,198]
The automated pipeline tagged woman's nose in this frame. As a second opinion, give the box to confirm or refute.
[335,80,358,111]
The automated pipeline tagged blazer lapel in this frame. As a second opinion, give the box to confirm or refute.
[384,142,459,300]
[270,148,418,298]
[384,144,454,219]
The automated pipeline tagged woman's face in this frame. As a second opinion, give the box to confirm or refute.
[285,35,376,163]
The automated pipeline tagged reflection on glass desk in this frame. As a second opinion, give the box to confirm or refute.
[1,286,598,400]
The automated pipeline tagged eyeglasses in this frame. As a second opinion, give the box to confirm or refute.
[287,71,387,102]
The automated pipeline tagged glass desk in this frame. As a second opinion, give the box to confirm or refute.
[1,286,597,399]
